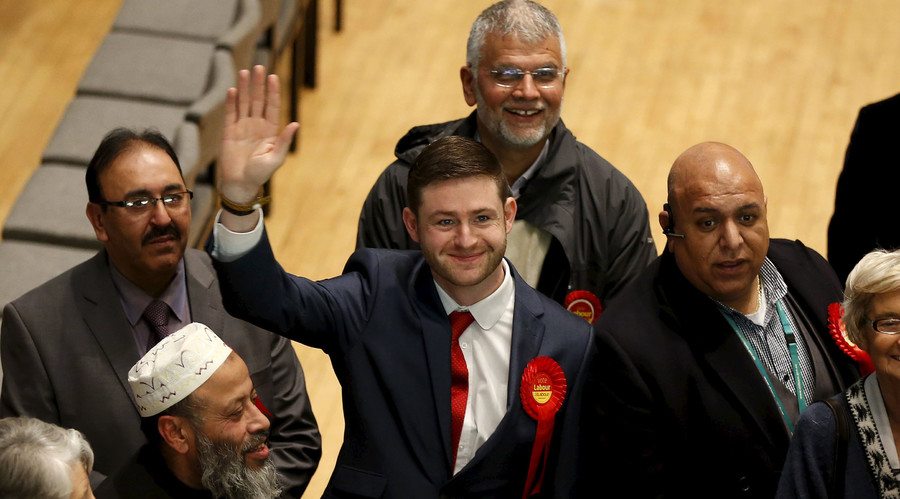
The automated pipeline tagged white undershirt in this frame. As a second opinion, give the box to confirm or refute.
[435,259,515,474]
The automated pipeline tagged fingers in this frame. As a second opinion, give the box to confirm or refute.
[237,69,251,119]
[272,122,300,161]
[250,65,266,118]
[264,73,281,124]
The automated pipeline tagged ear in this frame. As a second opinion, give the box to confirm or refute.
[86,202,110,242]
[158,415,193,455]
[461,66,477,107]
[504,197,517,234]
[658,208,670,235]
[561,66,570,91]
[658,207,675,253]
[402,207,420,243]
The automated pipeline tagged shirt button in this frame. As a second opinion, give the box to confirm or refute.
[460,342,468,349]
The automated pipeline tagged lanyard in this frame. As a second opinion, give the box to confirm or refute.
[722,301,806,434]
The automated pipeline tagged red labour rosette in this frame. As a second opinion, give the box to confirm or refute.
[519,356,567,498]
[564,290,602,324]
[828,302,875,375]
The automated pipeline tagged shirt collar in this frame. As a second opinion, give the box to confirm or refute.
[713,257,787,317]
[473,131,550,198]
[109,259,189,327]
[758,257,788,305]
[435,258,514,330]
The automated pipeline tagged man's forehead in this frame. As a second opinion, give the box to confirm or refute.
[419,176,501,204]
[482,32,562,62]
[197,354,249,393]
[675,187,764,212]
[101,148,182,187]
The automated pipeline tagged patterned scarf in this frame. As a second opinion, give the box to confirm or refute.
[846,377,900,498]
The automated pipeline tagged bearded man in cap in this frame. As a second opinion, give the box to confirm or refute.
[94,322,282,499]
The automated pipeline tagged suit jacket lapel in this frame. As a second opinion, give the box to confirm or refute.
[507,271,545,408]
[656,252,790,453]
[75,250,142,413]
[410,258,458,472]
[183,249,225,335]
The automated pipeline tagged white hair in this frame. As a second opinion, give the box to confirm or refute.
[0,417,94,499]
[843,249,900,345]
[466,0,567,71]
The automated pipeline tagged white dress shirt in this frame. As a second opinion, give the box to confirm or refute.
[435,259,516,474]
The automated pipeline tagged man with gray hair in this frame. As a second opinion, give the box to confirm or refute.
[357,0,655,323]
[94,322,281,499]
[0,416,95,499]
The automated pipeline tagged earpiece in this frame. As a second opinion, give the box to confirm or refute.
[662,203,685,239]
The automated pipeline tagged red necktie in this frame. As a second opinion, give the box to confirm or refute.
[449,310,475,466]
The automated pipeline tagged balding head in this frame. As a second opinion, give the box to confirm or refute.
[659,142,770,313]
[667,142,763,207]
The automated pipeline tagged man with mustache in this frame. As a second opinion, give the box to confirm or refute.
[95,322,282,499]
[592,142,861,497]
[0,129,321,496]
[357,0,656,323]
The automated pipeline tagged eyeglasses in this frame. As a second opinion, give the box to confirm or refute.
[489,67,565,88]
[97,190,193,213]
[868,317,900,334]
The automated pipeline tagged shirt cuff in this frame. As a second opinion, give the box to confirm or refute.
[210,208,264,262]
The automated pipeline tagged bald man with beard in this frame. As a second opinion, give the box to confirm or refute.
[592,142,860,498]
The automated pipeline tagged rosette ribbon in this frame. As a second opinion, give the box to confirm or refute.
[564,290,602,324]
[827,302,875,375]
[519,356,566,498]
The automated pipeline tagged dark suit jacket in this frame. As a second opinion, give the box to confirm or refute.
[212,233,595,498]
[828,92,900,283]
[593,239,860,498]
[0,248,321,497]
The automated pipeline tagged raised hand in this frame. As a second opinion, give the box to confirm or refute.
[219,65,299,204]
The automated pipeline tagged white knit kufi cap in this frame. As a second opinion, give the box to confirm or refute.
[128,322,233,417]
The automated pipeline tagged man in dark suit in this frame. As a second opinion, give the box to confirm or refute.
[828,92,900,284]
[209,66,594,497]
[0,129,321,497]
[593,142,860,498]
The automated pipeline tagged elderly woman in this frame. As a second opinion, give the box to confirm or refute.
[0,416,95,499]
[777,249,900,498]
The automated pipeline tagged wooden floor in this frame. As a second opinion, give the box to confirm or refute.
[3,0,900,496]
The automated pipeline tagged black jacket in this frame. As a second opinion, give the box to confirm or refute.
[593,239,860,498]
[356,112,656,309]
[828,92,900,283]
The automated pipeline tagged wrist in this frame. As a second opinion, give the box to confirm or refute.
[220,188,270,216]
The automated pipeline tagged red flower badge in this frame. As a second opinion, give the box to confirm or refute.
[828,302,875,375]
[519,357,566,498]
[564,290,602,324]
